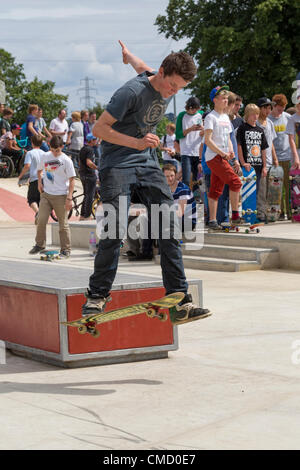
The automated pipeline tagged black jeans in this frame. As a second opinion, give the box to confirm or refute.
[80,174,97,218]
[89,166,188,297]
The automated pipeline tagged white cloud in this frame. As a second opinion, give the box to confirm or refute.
[0,7,120,21]
[1,1,191,115]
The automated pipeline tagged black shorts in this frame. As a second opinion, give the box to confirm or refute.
[27,180,40,206]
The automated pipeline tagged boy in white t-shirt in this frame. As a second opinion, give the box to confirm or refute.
[204,86,242,230]
[176,97,203,188]
[29,135,76,257]
[160,123,178,169]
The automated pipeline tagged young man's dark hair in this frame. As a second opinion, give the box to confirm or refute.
[49,135,64,148]
[160,51,197,82]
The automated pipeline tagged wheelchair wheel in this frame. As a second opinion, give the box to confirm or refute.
[50,208,73,222]
[0,155,15,178]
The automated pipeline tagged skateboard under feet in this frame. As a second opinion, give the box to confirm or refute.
[61,292,186,338]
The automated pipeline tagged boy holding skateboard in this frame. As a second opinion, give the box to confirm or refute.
[237,104,268,219]
[29,135,76,257]
[81,42,211,324]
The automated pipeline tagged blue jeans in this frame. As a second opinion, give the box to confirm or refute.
[89,166,188,297]
[181,155,200,187]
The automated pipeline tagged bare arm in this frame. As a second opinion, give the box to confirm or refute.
[261,149,267,177]
[119,40,153,74]
[28,121,39,136]
[18,163,30,181]
[86,158,98,170]
[38,169,44,193]
[92,110,160,151]
[66,177,75,211]
[272,144,279,166]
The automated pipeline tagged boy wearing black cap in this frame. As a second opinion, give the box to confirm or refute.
[256,97,279,220]
[204,86,242,229]
[176,97,203,188]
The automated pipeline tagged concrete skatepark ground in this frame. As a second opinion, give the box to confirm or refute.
[0,177,299,450]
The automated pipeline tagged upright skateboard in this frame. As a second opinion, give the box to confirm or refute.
[241,167,257,224]
[266,165,284,222]
[61,292,208,338]
[289,168,300,222]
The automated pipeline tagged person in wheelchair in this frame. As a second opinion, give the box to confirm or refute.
[0,123,24,173]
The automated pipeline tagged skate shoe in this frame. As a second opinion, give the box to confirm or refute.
[82,291,112,317]
[170,293,212,325]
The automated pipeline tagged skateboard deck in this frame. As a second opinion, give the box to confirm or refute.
[241,167,257,224]
[40,250,60,261]
[289,168,300,222]
[18,172,30,186]
[221,222,263,234]
[61,292,187,338]
[266,165,284,222]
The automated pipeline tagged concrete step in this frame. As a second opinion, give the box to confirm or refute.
[182,255,261,272]
[182,243,280,267]
[154,254,260,272]
[204,232,277,249]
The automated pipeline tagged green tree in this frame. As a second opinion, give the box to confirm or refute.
[15,77,68,124]
[0,49,68,124]
[88,101,105,118]
[155,0,300,106]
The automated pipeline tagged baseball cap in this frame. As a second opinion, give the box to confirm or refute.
[257,97,274,107]
[86,133,97,142]
[186,97,201,109]
[11,123,21,130]
[209,85,229,102]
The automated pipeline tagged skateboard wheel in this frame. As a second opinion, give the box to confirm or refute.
[91,329,100,338]
[146,308,156,318]
[256,229,260,233]
[245,229,249,234]
[159,313,168,322]
[78,325,87,334]
[235,227,239,232]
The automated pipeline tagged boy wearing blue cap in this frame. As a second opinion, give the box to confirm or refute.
[204,86,242,230]
[78,133,98,220]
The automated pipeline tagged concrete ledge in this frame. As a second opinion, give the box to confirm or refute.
[0,259,203,368]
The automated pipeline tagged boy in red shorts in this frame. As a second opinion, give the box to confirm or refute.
[204,86,242,230]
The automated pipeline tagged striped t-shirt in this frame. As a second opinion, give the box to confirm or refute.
[172,181,197,225]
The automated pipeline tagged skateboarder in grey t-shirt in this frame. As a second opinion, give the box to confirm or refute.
[82,43,211,324]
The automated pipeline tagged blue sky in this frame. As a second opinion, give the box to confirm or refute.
[0,0,190,118]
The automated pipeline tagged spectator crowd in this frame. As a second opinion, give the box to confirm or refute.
[0,55,300,261]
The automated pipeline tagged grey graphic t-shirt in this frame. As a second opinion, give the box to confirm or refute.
[100,71,171,170]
